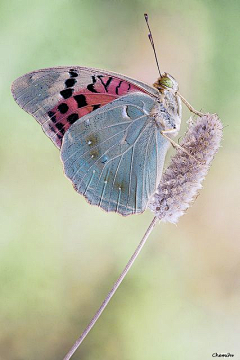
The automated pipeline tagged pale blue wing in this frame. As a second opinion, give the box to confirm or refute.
[61,92,170,216]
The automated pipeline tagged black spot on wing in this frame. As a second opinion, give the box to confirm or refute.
[69,69,78,77]
[67,113,79,124]
[55,122,65,134]
[65,78,77,88]
[50,122,62,140]
[87,76,99,93]
[58,103,69,114]
[92,104,101,110]
[60,88,73,99]
[74,94,87,108]
[116,80,123,95]
[47,110,57,123]
[98,76,113,92]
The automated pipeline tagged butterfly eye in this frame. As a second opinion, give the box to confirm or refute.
[153,75,175,91]
[159,76,173,89]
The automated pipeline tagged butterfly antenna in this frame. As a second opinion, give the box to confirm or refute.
[144,13,161,77]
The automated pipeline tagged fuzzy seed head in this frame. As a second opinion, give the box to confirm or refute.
[148,113,223,223]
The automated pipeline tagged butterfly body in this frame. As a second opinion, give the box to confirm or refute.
[11,66,181,216]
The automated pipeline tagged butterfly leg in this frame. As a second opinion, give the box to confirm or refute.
[176,92,205,117]
[161,129,203,164]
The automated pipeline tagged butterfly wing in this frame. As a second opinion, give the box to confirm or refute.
[61,92,170,216]
[11,66,158,148]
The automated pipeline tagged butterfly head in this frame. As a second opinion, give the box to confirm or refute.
[153,73,179,93]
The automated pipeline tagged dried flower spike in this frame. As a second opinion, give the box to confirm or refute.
[149,113,223,223]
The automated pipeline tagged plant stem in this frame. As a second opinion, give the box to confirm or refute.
[63,216,159,360]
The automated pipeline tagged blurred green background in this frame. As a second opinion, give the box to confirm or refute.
[1,0,240,359]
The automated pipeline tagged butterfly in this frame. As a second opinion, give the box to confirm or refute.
[11,66,182,216]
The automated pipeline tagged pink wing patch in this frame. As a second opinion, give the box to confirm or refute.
[47,72,142,147]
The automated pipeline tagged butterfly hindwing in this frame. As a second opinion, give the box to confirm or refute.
[61,92,170,216]
[11,66,158,148]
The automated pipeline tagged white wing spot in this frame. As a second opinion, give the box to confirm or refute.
[122,106,130,119]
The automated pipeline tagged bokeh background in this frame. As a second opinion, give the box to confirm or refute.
[1,0,240,359]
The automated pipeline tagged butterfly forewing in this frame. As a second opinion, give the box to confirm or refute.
[61,93,170,216]
[11,66,158,148]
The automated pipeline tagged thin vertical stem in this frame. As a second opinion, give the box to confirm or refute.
[63,216,159,360]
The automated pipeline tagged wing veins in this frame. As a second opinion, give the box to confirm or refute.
[63,114,147,165]
[73,118,151,189]
[107,155,124,212]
